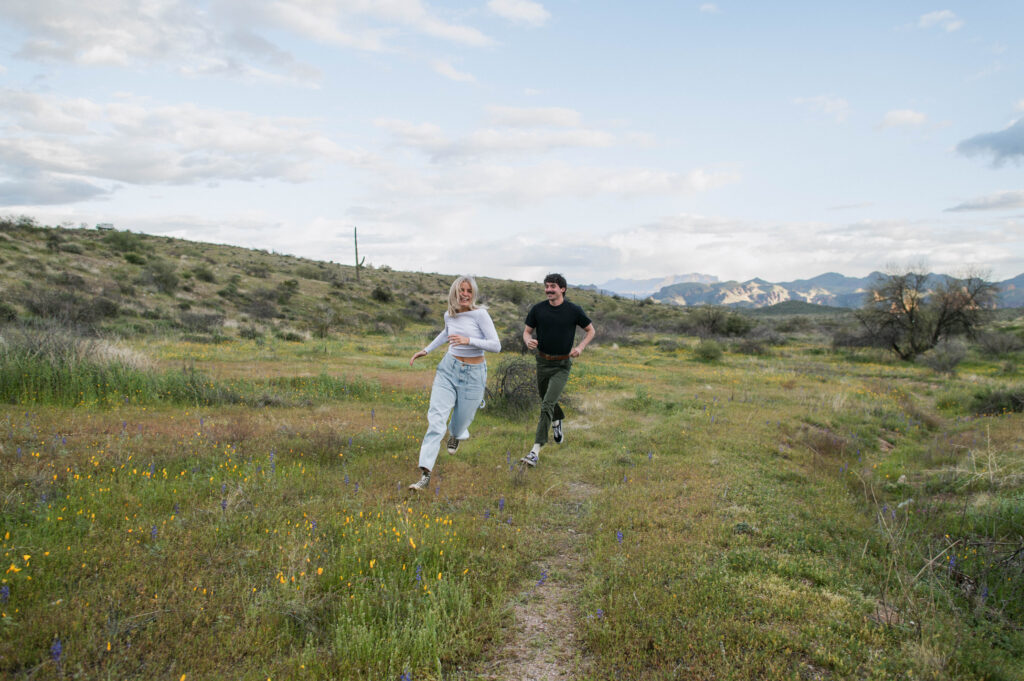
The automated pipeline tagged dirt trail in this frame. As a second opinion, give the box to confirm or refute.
[483,481,598,681]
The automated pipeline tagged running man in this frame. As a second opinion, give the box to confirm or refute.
[520,273,596,467]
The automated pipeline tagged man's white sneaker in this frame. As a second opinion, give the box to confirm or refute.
[520,451,539,467]
[446,434,460,454]
[552,420,564,444]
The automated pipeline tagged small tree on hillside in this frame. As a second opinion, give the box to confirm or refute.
[856,268,998,360]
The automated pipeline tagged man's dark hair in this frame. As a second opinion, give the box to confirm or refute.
[543,273,567,290]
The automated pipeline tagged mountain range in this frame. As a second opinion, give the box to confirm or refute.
[590,272,1024,309]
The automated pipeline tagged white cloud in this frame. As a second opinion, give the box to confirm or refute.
[945,190,1024,212]
[486,106,581,128]
[360,157,739,206]
[1016,99,1024,112]
[375,117,616,159]
[0,90,343,198]
[699,4,721,14]
[0,0,494,81]
[487,0,551,27]
[918,10,963,32]
[431,59,476,83]
[795,95,849,122]
[881,109,927,128]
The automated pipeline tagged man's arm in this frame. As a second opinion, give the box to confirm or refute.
[570,323,595,357]
[523,325,538,350]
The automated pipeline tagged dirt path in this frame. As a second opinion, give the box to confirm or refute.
[481,481,598,681]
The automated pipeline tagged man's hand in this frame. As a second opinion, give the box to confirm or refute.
[523,324,538,350]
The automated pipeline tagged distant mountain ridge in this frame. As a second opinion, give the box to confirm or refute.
[592,272,1024,309]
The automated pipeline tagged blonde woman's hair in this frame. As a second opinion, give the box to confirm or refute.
[447,275,479,316]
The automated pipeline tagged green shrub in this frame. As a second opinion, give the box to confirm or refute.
[179,312,225,334]
[102,229,144,253]
[0,301,17,322]
[918,338,967,374]
[193,264,216,282]
[971,386,1024,415]
[694,339,723,361]
[135,258,178,293]
[124,252,146,265]
[371,284,393,303]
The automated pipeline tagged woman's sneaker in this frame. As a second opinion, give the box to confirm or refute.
[408,471,431,491]
[446,435,460,454]
[552,420,564,444]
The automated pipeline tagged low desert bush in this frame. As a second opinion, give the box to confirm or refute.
[694,339,723,361]
[970,386,1024,415]
[975,330,1024,357]
[487,356,538,418]
[918,338,967,374]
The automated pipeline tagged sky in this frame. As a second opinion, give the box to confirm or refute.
[1,1,1023,287]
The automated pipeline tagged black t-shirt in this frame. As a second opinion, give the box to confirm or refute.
[525,299,592,355]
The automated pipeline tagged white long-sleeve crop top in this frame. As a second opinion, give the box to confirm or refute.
[422,308,501,358]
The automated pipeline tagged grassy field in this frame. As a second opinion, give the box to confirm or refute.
[1,324,1022,680]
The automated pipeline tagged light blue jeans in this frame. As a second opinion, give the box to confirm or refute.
[418,353,487,472]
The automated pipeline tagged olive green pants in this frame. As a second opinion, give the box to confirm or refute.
[534,356,572,445]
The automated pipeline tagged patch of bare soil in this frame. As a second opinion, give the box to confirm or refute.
[478,484,597,680]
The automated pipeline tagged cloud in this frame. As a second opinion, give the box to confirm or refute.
[956,118,1024,166]
[880,109,927,127]
[945,190,1024,212]
[485,106,581,128]
[375,117,616,159]
[431,59,476,83]
[0,0,493,81]
[699,4,721,13]
[0,171,111,206]
[0,90,345,204]
[795,95,849,122]
[918,10,963,32]
[487,0,551,27]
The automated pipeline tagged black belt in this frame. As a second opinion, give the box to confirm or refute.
[537,351,571,360]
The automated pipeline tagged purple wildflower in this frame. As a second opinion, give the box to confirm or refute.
[596,609,604,619]
[221,499,227,511]
[616,530,623,544]
[537,569,548,586]
[51,638,62,662]
[499,497,505,512]
[151,526,157,540]
[484,510,491,520]
[1,585,9,603]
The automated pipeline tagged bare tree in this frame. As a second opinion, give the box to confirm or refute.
[856,268,998,360]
